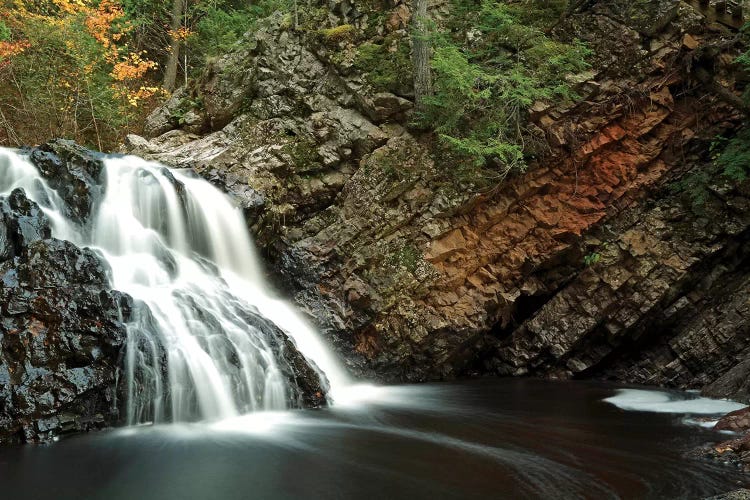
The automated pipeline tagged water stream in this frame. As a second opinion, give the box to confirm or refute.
[0,379,746,499]
[0,149,348,424]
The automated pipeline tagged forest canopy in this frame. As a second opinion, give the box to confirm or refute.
[0,0,291,148]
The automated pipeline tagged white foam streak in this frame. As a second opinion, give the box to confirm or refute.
[604,389,745,415]
[0,148,351,424]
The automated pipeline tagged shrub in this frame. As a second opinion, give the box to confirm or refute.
[0,21,11,42]
[419,0,590,182]
[715,129,750,182]
[0,1,160,149]
[188,8,255,70]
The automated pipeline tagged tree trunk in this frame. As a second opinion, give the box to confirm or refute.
[163,0,185,92]
[412,0,432,114]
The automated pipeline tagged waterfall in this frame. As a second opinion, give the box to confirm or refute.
[0,148,349,424]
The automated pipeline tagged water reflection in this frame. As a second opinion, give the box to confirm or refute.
[0,379,745,500]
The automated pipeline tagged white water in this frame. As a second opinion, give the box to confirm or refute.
[0,148,350,424]
[604,388,745,415]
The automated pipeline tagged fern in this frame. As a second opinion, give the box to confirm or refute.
[716,129,750,182]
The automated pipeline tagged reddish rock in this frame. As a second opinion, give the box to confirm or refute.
[716,407,750,433]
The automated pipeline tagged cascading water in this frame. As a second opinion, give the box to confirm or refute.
[0,148,349,424]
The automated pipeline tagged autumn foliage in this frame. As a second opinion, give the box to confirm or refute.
[0,0,296,149]
[0,0,162,149]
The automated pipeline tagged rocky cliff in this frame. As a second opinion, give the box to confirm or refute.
[126,0,750,401]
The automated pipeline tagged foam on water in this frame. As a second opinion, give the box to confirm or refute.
[604,388,745,415]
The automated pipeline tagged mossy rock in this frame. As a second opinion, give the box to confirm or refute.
[319,24,356,44]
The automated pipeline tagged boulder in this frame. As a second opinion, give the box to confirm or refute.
[716,407,750,433]
[0,190,132,444]
[143,87,189,138]
[0,188,51,260]
[26,139,105,224]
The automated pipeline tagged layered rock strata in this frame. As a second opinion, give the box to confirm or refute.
[127,1,750,402]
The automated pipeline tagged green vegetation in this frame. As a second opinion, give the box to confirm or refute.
[0,0,590,158]
[676,15,750,208]
[282,136,324,173]
[387,244,422,273]
[583,252,602,266]
[709,26,750,185]
[715,129,750,182]
[354,39,413,93]
[319,24,355,43]
[671,169,711,211]
[0,0,300,149]
[419,0,589,182]
[0,21,11,42]
[170,96,203,125]
[187,8,256,66]
[583,241,608,266]
[671,131,750,211]
[123,0,295,78]
[0,0,162,149]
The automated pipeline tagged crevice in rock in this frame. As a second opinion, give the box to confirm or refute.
[572,226,750,385]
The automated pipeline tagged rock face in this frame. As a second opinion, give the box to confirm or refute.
[490,162,750,388]
[0,186,131,444]
[716,407,750,433]
[127,0,750,402]
[26,140,106,224]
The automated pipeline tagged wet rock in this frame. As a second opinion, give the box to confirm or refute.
[0,188,51,260]
[26,139,105,224]
[716,408,750,433]
[0,190,131,444]
[695,432,750,473]
[245,312,329,408]
[705,490,750,500]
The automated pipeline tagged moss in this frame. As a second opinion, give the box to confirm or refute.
[363,12,387,38]
[354,38,413,93]
[281,136,323,173]
[319,24,356,43]
[297,7,330,33]
[365,141,422,182]
[280,13,294,30]
[388,244,421,273]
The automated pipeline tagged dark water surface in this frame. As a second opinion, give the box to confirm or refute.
[0,379,746,499]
